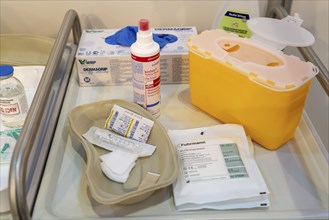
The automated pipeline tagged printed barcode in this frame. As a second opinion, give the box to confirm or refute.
[109,111,119,129]
[230,173,249,178]
[129,120,139,139]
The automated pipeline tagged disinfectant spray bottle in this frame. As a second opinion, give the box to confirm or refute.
[131,19,161,117]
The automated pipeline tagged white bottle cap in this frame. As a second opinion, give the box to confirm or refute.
[136,19,154,48]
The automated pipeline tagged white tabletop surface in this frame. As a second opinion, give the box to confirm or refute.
[30,68,329,219]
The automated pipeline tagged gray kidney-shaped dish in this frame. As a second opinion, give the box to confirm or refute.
[68,99,178,205]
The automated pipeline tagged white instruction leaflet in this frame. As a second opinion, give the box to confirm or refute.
[179,141,227,183]
[168,124,270,211]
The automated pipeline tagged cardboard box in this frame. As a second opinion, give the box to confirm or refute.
[75,27,197,86]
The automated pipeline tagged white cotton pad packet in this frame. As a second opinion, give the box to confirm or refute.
[100,151,138,183]
[168,124,270,211]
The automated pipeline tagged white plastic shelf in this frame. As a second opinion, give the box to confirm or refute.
[32,69,329,219]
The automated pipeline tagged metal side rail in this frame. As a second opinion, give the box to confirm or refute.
[9,9,81,220]
[267,0,329,96]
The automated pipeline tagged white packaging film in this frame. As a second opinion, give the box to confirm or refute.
[168,124,269,211]
[83,126,156,157]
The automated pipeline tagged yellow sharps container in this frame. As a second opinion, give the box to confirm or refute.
[188,17,318,150]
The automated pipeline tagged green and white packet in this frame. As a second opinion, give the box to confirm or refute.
[0,128,21,164]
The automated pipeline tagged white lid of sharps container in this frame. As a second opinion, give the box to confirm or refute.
[247,14,315,50]
[187,14,319,91]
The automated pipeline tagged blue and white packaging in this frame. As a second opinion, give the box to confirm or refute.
[75,27,197,86]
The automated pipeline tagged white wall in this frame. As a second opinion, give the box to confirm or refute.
[0,0,269,36]
[0,0,328,149]
[0,1,222,36]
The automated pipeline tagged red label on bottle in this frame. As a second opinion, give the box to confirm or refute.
[132,51,161,117]
[0,103,20,115]
[131,53,160,62]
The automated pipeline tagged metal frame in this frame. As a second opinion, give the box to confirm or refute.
[8,9,81,220]
[267,0,329,96]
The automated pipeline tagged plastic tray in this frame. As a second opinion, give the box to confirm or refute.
[68,99,178,205]
[31,69,328,219]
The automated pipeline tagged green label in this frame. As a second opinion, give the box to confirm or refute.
[218,10,252,38]
[220,143,249,179]
[0,128,21,163]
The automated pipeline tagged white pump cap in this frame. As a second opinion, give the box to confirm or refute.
[136,19,155,49]
[247,14,315,50]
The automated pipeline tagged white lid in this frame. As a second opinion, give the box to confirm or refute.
[187,29,319,91]
[247,16,315,50]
